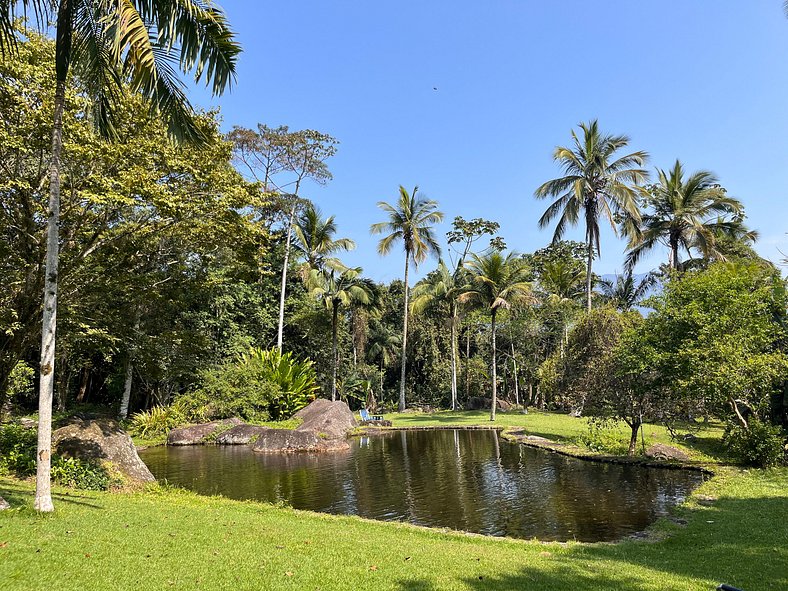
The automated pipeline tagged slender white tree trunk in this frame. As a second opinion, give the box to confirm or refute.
[490,310,497,422]
[331,302,339,402]
[450,311,458,411]
[511,342,519,407]
[36,77,67,513]
[398,255,410,412]
[276,202,297,350]
[586,241,593,312]
[119,358,133,419]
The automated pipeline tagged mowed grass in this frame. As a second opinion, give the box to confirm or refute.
[1,467,787,591]
[386,410,727,463]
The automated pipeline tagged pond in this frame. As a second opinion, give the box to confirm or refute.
[139,429,704,542]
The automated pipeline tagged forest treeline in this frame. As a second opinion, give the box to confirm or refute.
[2,32,787,468]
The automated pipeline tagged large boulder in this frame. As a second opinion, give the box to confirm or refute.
[293,399,357,440]
[251,428,349,453]
[53,418,154,484]
[465,397,512,411]
[645,443,690,462]
[214,424,270,445]
[167,418,243,446]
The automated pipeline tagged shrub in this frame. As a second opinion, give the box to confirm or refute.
[723,419,785,468]
[51,457,111,491]
[129,405,184,438]
[577,419,631,456]
[7,362,35,399]
[0,423,37,477]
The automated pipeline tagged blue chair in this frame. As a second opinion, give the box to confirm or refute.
[359,409,384,422]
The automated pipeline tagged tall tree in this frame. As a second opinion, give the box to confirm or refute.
[370,186,443,411]
[411,261,467,410]
[460,251,532,421]
[1,0,240,513]
[625,160,753,271]
[535,120,648,311]
[308,267,374,401]
[293,204,354,281]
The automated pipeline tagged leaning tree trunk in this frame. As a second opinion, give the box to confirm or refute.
[490,309,497,422]
[398,255,411,412]
[276,201,298,350]
[331,301,339,402]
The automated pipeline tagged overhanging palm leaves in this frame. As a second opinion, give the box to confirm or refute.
[535,120,648,311]
[625,160,754,270]
[460,251,533,421]
[370,185,443,411]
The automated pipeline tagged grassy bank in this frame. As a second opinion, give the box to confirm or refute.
[1,468,786,591]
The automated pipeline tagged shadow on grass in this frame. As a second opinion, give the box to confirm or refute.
[0,481,104,510]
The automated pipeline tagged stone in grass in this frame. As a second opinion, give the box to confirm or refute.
[645,443,690,462]
[167,418,243,446]
[214,424,270,445]
[0,496,9,510]
[53,418,155,484]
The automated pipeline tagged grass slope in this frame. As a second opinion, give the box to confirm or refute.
[1,469,786,590]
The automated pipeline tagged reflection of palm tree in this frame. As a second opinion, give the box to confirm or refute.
[308,267,374,401]
[370,186,443,411]
[411,261,467,410]
[626,160,753,270]
[535,120,648,311]
[599,270,656,311]
[461,252,533,421]
[293,204,355,281]
[3,0,240,513]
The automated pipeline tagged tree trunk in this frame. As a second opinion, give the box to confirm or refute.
[119,358,133,419]
[669,234,680,270]
[331,301,339,402]
[464,330,471,401]
[276,201,298,350]
[398,255,410,412]
[511,343,519,407]
[75,366,89,403]
[627,420,642,457]
[36,63,70,513]
[450,305,458,411]
[490,309,497,422]
[585,241,593,312]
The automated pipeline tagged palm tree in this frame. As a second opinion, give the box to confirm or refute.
[366,321,400,402]
[1,1,240,513]
[308,267,374,401]
[535,120,648,311]
[625,160,753,271]
[411,261,467,410]
[537,259,585,355]
[599,271,657,311]
[370,186,443,411]
[293,204,355,281]
[460,251,532,421]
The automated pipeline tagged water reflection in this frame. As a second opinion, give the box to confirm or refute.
[140,429,704,542]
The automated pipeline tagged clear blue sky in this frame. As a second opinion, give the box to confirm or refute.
[189,1,788,282]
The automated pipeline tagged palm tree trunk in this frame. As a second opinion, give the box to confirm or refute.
[276,201,297,350]
[511,342,519,407]
[490,309,497,422]
[119,358,134,419]
[465,330,471,402]
[669,234,679,270]
[450,304,458,411]
[399,254,410,412]
[585,241,593,312]
[331,301,339,402]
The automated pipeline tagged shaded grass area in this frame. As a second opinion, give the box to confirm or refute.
[1,468,786,590]
[386,410,727,463]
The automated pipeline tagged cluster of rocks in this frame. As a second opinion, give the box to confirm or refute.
[166,399,357,453]
[465,396,513,411]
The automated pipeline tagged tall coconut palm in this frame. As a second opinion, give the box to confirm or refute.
[308,267,374,401]
[411,260,467,410]
[625,160,753,271]
[599,270,657,311]
[293,204,355,281]
[366,321,400,401]
[460,251,532,421]
[1,1,240,512]
[535,120,648,311]
[370,186,443,411]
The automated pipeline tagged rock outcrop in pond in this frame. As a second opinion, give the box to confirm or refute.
[167,418,243,446]
[252,400,357,453]
[53,418,154,484]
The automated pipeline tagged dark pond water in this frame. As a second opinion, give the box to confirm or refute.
[139,429,704,542]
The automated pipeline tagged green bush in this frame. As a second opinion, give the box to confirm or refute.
[129,405,184,438]
[577,419,631,455]
[7,362,35,399]
[723,419,785,468]
[0,423,37,477]
[51,457,111,491]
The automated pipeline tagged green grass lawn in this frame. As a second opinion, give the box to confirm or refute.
[1,468,786,591]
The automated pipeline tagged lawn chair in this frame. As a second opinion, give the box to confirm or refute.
[359,408,384,422]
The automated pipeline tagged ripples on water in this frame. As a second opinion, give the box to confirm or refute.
[139,429,704,541]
